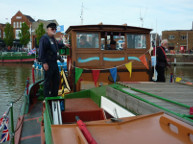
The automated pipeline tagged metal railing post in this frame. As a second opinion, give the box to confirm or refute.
[10,102,14,144]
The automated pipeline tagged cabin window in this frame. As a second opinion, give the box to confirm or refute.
[127,34,146,49]
[101,32,125,50]
[76,33,99,48]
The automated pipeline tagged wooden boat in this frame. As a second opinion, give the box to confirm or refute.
[14,81,193,144]
[65,24,152,91]
[0,52,35,63]
[11,25,193,144]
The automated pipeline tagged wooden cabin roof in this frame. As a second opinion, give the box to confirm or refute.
[65,24,152,33]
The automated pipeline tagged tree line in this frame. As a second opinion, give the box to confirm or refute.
[3,22,45,48]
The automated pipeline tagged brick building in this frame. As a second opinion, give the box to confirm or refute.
[0,23,5,39]
[11,11,35,48]
[162,27,193,52]
[2,11,62,50]
[0,23,6,49]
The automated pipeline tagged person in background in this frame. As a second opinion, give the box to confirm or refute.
[156,39,170,82]
[79,35,91,48]
[39,23,64,97]
[109,40,117,50]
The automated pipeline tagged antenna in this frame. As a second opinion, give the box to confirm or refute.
[80,2,84,25]
[139,9,144,27]
[139,8,148,27]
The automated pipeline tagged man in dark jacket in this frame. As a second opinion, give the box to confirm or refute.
[156,39,169,82]
[39,23,62,97]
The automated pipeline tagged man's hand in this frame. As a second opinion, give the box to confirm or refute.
[43,63,49,71]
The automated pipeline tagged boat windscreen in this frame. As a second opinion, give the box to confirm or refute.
[76,33,99,48]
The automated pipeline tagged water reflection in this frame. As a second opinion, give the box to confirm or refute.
[0,63,32,126]
[166,66,193,82]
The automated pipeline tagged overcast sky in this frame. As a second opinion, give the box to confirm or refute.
[0,0,193,34]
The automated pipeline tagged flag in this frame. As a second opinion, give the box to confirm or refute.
[28,48,36,55]
[110,67,117,83]
[0,118,3,130]
[0,117,10,143]
[56,25,64,33]
[92,70,100,86]
[0,114,7,130]
[75,67,83,84]
[125,62,132,78]
[139,55,149,69]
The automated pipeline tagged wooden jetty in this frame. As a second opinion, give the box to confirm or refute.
[107,82,193,125]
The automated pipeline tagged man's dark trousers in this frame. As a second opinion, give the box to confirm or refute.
[44,62,59,97]
[156,66,165,82]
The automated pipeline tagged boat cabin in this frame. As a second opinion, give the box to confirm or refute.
[65,24,152,91]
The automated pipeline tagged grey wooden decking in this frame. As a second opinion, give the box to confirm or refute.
[106,82,193,125]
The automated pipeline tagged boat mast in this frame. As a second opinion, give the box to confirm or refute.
[153,19,157,81]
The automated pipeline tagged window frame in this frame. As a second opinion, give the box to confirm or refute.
[168,35,175,40]
[75,32,100,49]
[181,35,187,40]
[126,34,147,49]
[15,29,21,39]
[100,32,126,51]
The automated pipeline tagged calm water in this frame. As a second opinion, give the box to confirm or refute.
[0,64,193,129]
[165,66,193,82]
[0,63,32,127]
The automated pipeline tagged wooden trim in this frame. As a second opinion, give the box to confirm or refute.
[72,31,76,63]
[75,127,89,144]
[99,32,101,51]
[66,24,152,33]
[75,49,146,54]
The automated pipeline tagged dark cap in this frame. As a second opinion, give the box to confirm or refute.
[47,23,57,28]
